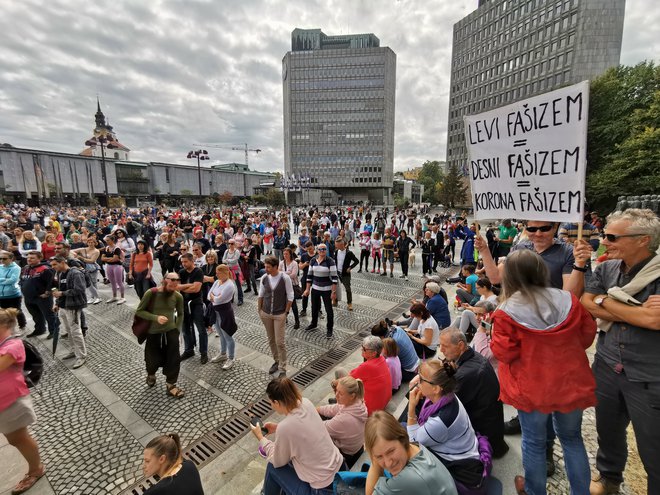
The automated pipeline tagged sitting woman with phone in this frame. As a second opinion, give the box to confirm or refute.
[250,377,344,495]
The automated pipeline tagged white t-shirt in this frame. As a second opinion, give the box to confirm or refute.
[417,317,440,350]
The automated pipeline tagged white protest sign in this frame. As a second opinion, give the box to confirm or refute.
[464,80,589,223]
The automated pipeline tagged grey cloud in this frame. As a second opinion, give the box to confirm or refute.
[0,0,656,173]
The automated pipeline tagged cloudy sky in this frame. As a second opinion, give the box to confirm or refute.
[1,0,658,173]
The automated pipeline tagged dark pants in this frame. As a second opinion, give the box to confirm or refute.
[246,263,258,292]
[401,368,417,383]
[234,277,244,304]
[133,271,153,300]
[422,253,433,274]
[339,275,352,304]
[0,296,27,328]
[593,356,660,491]
[359,250,369,271]
[411,339,436,359]
[145,329,181,383]
[310,289,333,333]
[25,295,58,335]
[182,300,208,355]
[342,446,364,469]
[432,249,444,269]
[400,250,409,276]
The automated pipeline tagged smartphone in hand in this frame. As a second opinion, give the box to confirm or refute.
[250,416,268,435]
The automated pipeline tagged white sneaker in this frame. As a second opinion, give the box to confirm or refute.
[222,359,235,370]
[106,297,118,303]
[93,298,102,305]
[87,299,95,304]
[404,276,408,281]
[211,353,227,363]
[72,358,86,369]
[116,298,126,305]
[62,352,75,359]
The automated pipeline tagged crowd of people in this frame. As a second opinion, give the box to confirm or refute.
[0,201,658,495]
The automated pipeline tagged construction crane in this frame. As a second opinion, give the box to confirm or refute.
[193,143,261,167]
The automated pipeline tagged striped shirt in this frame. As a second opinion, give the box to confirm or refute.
[306,257,338,292]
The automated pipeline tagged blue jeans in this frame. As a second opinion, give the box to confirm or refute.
[214,314,235,359]
[518,409,590,495]
[263,462,334,495]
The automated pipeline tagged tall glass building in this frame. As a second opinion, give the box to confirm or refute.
[446,0,625,177]
[283,28,396,204]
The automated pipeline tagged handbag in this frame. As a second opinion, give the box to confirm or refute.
[132,288,159,344]
[293,283,303,300]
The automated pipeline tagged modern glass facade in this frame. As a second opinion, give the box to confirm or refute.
[446,0,625,178]
[283,28,396,203]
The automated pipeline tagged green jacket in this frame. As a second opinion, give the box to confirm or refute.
[136,289,184,334]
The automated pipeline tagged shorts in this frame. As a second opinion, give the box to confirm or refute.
[0,395,36,434]
[383,250,394,264]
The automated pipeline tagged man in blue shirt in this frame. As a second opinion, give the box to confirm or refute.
[456,265,479,305]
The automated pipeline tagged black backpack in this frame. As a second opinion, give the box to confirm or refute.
[66,258,92,288]
[0,336,44,388]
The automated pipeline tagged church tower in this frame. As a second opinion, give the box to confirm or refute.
[80,98,130,160]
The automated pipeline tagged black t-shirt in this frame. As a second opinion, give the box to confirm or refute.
[143,459,204,495]
[179,267,204,303]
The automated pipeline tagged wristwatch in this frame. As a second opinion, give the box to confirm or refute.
[594,296,607,306]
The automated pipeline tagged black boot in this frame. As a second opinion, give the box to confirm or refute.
[504,415,522,435]
[294,318,300,330]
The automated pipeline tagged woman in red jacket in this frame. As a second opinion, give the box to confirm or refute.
[491,249,596,495]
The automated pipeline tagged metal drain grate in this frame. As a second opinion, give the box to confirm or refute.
[185,438,223,466]
[291,368,319,388]
[122,299,419,495]
[207,416,251,448]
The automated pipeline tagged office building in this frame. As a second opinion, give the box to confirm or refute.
[446,0,625,176]
[283,28,396,204]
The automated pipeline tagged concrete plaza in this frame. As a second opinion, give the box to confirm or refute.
[1,239,636,495]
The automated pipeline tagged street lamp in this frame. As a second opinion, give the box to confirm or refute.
[85,130,117,206]
[187,149,209,197]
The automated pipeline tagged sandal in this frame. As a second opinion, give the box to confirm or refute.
[146,375,156,387]
[166,384,184,398]
[12,464,46,495]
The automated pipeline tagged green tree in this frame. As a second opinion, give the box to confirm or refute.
[265,188,286,206]
[180,189,193,196]
[587,61,660,211]
[417,160,444,202]
[393,193,410,209]
[436,163,468,207]
[588,89,660,209]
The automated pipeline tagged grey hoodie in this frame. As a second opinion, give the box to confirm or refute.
[499,287,572,330]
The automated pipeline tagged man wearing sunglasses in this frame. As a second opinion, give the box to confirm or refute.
[475,219,592,474]
[581,208,660,495]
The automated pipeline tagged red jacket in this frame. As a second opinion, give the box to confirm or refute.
[491,294,597,414]
[350,356,392,415]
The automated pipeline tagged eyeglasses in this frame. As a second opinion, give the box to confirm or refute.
[417,371,434,385]
[361,346,373,352]
[602,233,648,242]
[0,258,9,261]
[525,225,554,233]
[166,278,180,281]
[317,248,327,251]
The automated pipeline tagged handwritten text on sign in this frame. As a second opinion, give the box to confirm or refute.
[464,81,589,222]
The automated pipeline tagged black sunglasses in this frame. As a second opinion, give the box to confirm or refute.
[525,225,553,233]
[317,247,327,251]
[602,233,648,242]
[0,257,9,261]
[166,277,180,281]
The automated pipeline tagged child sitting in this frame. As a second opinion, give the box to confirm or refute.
[382,338,402,393]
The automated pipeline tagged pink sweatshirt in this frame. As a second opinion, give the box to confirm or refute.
[471,331,499,375]
[317,400,369,456]
[260,398,343,488]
